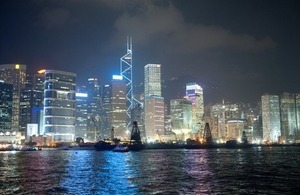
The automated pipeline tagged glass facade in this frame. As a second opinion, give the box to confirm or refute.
[186,83,204,133]
[144,96,165,141]
[144,64,161,97]
[43,70,76,143]
[0,82,13,134]
[86,78,102,141]
[75,93,88,139]
[144,63,164,141]
[170,99,192,132]
[261,95,281,142]
[110,78,127,139]
[0,64,26,133]
[280,93,297,140]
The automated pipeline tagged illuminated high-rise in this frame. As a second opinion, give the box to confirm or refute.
[144,64,161,97]
[120,37,142,130]
[144,63,164,141]
[102,84,111,138]
[280,93,297,141]
[295,94,300,139]
[226,120,244,140]
[109,75,127,139]
[86,78,102,141]
[0,81,13,135]
[261,94,281,142]
[144,96,165,141]
[43,70,76,143]
[0,64,26,133]
[170,99,192,137]
[75,92,88,139]
[20,72,44,133]
[185,82,204,133]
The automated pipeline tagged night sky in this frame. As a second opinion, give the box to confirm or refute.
[1,0,299,105]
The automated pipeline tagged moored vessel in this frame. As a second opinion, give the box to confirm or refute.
[113,144,129,152]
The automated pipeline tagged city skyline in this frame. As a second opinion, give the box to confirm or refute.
[1,0,299,104]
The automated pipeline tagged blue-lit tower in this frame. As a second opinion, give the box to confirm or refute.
[120,37,141,130]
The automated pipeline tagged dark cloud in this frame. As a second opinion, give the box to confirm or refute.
[1,0,299,105]
[38,8,71,30]
[111,2,276,54]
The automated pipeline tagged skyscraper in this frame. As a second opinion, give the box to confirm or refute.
[295,94,300,140]
[43,70,76,143]
[0,81,13,135]
[102,84,111,138]
[144,64,161,97]
[170,99,192,137]
[110,75,127,139]
[144,96,165,141]
[20,72,44,133]
[261,94,281,143]
[144,64,164,141]
[75,92,88,139]
[0,64,26,133]
[86,78,102,141]
[280,93,297,141]
[185,82,204,133]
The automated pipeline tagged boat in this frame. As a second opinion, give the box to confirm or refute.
[18,146,37,151]
[94,139,118,151]
[225,131,253,149]
[113,144,129,152]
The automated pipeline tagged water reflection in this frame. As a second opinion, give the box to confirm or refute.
[0,151,70,194]
[1,147,300,194]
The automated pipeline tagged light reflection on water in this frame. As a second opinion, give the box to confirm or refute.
[1,147,300,194]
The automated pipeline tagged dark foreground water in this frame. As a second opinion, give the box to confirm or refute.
[1,146,300,195]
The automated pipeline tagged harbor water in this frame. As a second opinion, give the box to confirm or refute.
[1,146,300,194]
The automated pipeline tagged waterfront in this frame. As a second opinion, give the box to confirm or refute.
[0,146,300,194]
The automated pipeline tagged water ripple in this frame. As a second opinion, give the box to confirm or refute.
[1,147,300,194]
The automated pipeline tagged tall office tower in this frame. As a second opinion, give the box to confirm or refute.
[20,72,44,133]
[144,63,164,141]
[295,94,300,139]
[144,96,165,141]
[75,92,88,139]
[185,83,204,133]
[109,75,127,139]
[86,78,102,141]
[33,71,45,91]
[0,81,13,135]
[209,102,244,140]
[0,64,27,133]
[280,93,297,141]
[226,120,244,140]
[170,99,192,138]
[120,37,142,129]
[43,70,76,143]
[20,88,43,132]
[144,64,161,97]
[261,94,281,143]
[102,84,111,138]
[210,104,226,140]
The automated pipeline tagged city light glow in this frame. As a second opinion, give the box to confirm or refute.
[112,75,123,80]
[38,69,46,74]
